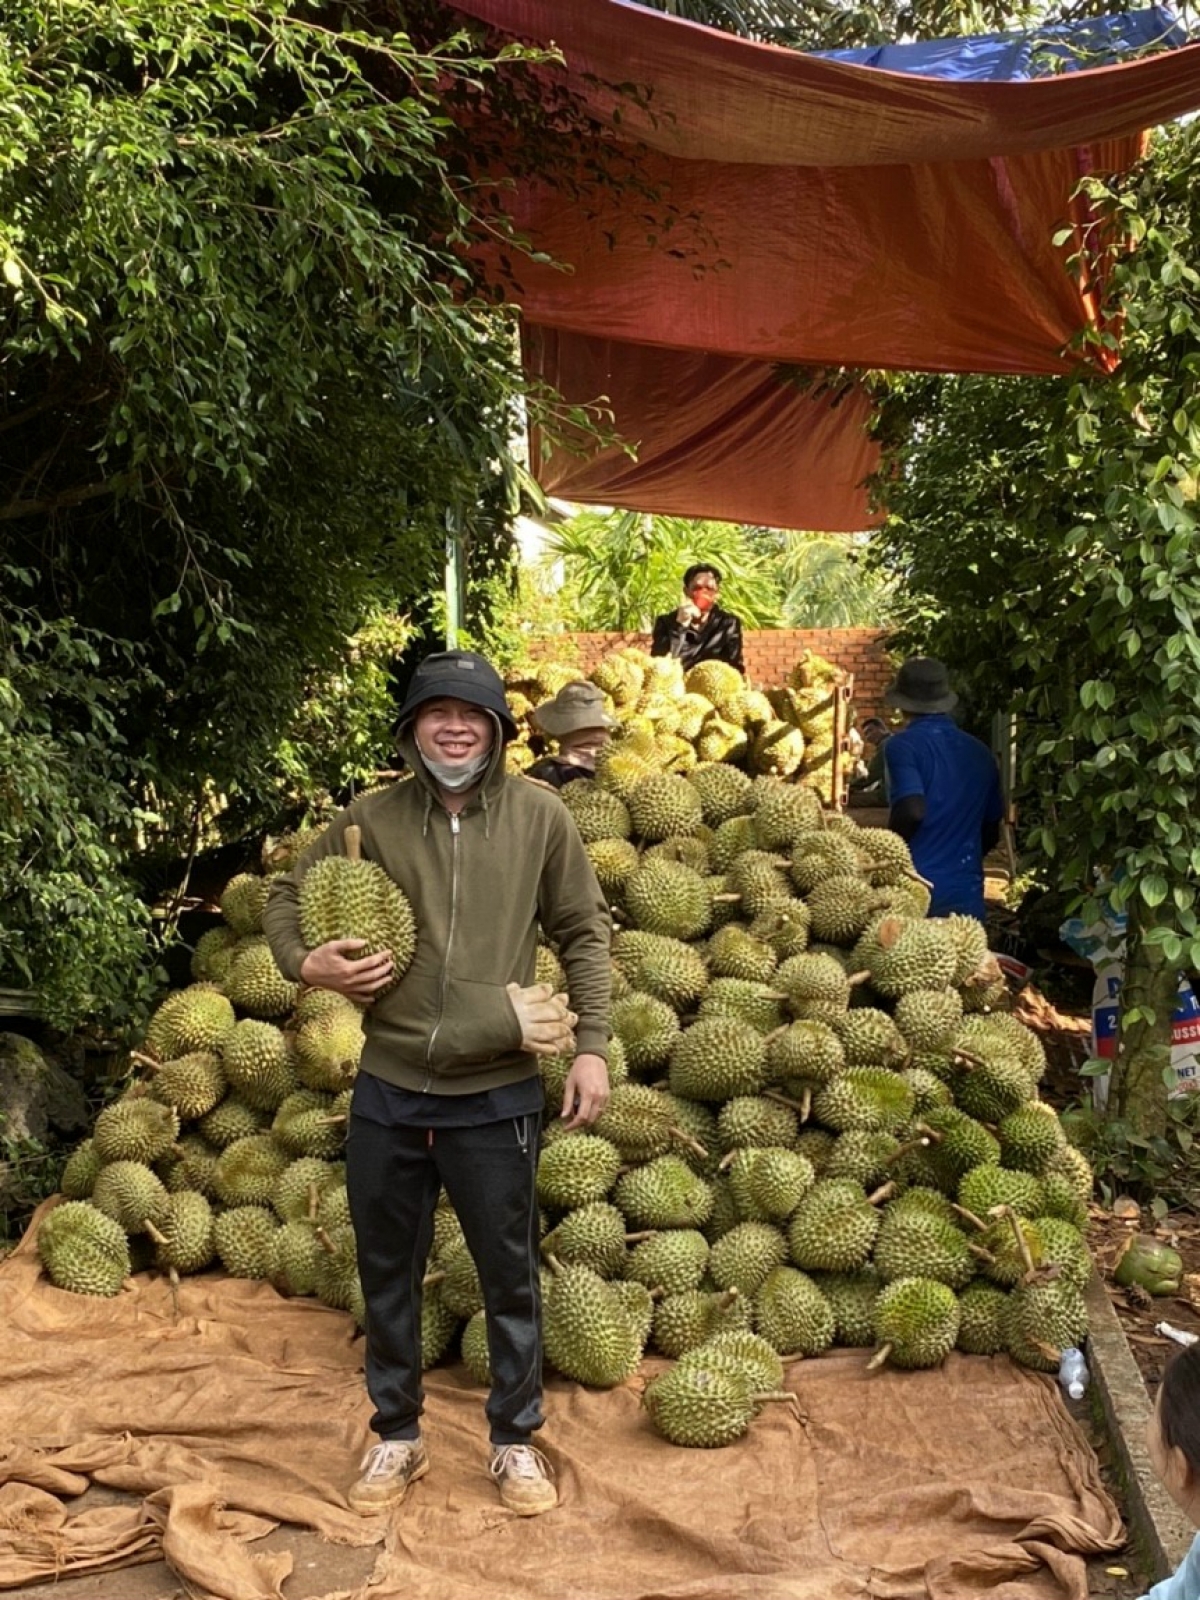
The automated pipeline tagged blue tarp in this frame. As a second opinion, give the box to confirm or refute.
[815,6,1187,79]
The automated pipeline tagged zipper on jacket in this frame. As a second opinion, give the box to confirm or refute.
[422,810,460,1090]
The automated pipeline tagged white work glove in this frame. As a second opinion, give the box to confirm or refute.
[506,982,577,1057]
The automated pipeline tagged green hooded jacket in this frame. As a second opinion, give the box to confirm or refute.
[263,725,611,1095]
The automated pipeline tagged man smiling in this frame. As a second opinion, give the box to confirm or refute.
[264,649,611,1519]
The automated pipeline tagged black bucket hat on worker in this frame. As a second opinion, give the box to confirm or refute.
[532,681,619,739]
[395,650,518,741]
[884,657,958,715]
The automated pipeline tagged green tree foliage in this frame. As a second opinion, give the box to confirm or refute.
[639,0,1039,52]
[544,510,785,632]
[0,0,627,1025]
[778,534,895,628]
[869,121,1200,1132]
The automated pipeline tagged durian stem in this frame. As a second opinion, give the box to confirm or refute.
[307,1183,320,1223]
[967,1243,997,1264]
[316,1113,349,1127]
[953,1049,985,1070]
[131,1051,161,1071]
[867,1181,895,1206]
[866,1344,893,1372]
[764,1089,808,1114]
[847,971,871,987]
[545,1253,564,1275]
[344,825,362,862]
[422,1269,445,1288]
[998,1205,1036,1278]
[763,991,790,1003]
[716,1288,740,1310]
[316,1227,337,1255]
[144,1220,169,1247]
[752,1391,802,1418]
[885,1135,931,1165]
[952,1203,988,1232]
[763,1025,791,1047]
[915,1122,944,1145]
[717,1150,739,1173]
[905,869,935,890]
[712,893,742,904]
[669,1127,709,1160]
[1032,1338,1060,1364]
[624,1231,656,1244]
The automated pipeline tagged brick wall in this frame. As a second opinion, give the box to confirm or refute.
[533,629,896,724]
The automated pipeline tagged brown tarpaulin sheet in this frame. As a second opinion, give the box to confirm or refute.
[451,0,1200,528]
[0,1205,1124,1600]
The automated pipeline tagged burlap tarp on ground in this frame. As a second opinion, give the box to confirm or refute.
[0,1204,1123,1600]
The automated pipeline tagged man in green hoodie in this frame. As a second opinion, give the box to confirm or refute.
[264,650,611,1519]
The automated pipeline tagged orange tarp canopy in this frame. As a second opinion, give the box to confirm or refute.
[454,0,1200,529]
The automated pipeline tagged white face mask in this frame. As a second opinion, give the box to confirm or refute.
[418,748,492,791]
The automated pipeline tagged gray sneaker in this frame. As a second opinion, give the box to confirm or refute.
[347,1439,429,1513]
[489,1443,557,1516]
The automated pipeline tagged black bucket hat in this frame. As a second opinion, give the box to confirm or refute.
[884,657,958,715]
[396,650,518,741]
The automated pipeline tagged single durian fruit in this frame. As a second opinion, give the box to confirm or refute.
[144,984,237,1059]
[313,1222,363,1316]
[717,1095,799,1152]
[805,876,889,947]
[197,1094,271,1149]
[643,1361,770,1448]
[787,1179,880,1273]
[698,978,787,1037]
[536,1133,623,1210]
[1032,1216,1092,1291]
[151,1190,216,1276]
[957,1164,1043,1221]
[91,1160,171,1235]
[146,1051,227,1121]
[560,779,633,843]
[93,1097,180,1165]
[293,1007,364,1093]
[224,935,301,1020]
[221,1019,296,1112]
[812,1067,915,1136]
[651,1286,752,1358]
[220,873,272,936]
[872,1206,975,1290]
[627,773,704,842]
[817,1267,882,1347]
[439,1243,485,1319]
[611,992,681,1075]
[624,1229,711,1295]
[541,1202,629,1278]
[272,1089,344,1159]
[727,1146,815,1222]
[774,952,853,1022]
[767,1018,845,1088]
[688,1329,786,1393]
[586,837,640,897]
[917,1107,1002,1188]
[299,825,418,990]
[854,916,958,999]
[823,1129,901,1190]
[612,932,710,1011]
[997,1105,1066,1174]
[668,1017,768,1102]
[191,926,239,985]
[853,828,918,886]
[215,1206,280,1279]
[955,1279,1009,1355]
[271,1218,324,1297]
[750,904,811,962]
[614,1154,714,1230]
[751,785,823,852]
[593,1083,703,1164]
[791,832,863,895]
[754,1264,836,1356]
[708,1220,789,1297]
[708,816,759,875]
[706,926,778,985]
[38,1201,131,1297]
[623,857,712,941]
[829,1008,909,1071]
[60,1139,103,1200]
[1001,1276,1088,1371]
[686,763,755,827]
[894,989,963,1054]
[212,1134,290,1209]
[542,1263,644,1388]
[272,1155,344,1223]
[869,1276,960,1370]
[725,851,794,920]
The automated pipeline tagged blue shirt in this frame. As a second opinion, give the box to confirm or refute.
[884,714,1004,921]
[1138,1530,1200,1600]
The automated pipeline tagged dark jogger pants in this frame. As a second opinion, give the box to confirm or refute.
[345,1111,544,1445]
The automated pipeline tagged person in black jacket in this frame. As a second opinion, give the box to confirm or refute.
[650,563,745,674]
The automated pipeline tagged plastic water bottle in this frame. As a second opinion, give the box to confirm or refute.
[1058,1346,1089,1400]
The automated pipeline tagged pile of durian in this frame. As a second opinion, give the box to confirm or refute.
[36,746,1094,1453]
[505,651,843,794]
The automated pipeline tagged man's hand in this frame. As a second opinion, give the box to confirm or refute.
[560,1053,609,1131]
[675,601,700,626]
[300,940,393,1003]
[506,982,577,1057]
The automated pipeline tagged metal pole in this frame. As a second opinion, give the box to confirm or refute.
[444,510,462,649]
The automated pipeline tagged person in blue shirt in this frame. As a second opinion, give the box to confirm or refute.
[1139,1341,1200,1599]
[882,658,1004,922]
